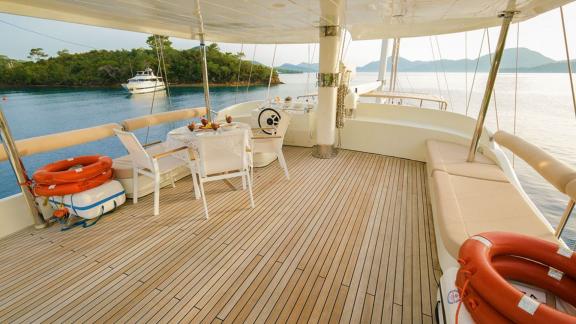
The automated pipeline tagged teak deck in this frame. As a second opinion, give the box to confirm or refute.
[0,147,441,323]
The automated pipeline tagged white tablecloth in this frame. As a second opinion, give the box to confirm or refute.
[165,122,251,154]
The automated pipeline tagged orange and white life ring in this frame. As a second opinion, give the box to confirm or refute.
[34,169,113,197]
[456,232,576,324]
[33,155,112,185]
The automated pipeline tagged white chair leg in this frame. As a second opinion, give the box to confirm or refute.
[276,149,290,180]
[153,173,160,216]
[170,171,176,188]
[242,176,247,190]
[198,179,209,219]
[133,167,138,204]
[190,166,201,200]
[246,173,255,208]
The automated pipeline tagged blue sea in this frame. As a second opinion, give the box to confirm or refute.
[0,72,575,246]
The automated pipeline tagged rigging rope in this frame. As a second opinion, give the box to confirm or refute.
[465,29,487,116]
[0,18,96,50]
[266,44,278,102]
[158,36,172,107]
[560,7,576,118]
[434,36,454,111]
[144,35,163,144]
[465,32,469,108]
[486,30,500,131]
[429,37,444,101]
[513,23,520,168]
[234,44,244,104]
[245,44,257,94]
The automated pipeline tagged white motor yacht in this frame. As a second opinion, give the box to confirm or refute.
[121,67,166,94]
[0,0,575,323]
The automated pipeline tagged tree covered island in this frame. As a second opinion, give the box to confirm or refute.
[0,36,280,87]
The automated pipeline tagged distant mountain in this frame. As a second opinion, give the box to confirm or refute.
[357,48,557,73]
[277,62,318,73]
[277,48,572,74]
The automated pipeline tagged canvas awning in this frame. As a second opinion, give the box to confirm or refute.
[0,0,571,43]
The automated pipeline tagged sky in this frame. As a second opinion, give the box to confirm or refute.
[0,2,575,68]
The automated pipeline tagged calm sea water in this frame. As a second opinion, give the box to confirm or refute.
[0,72,574,246]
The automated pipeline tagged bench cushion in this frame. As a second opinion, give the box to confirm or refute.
[433,170,556,258]
[426,140,508,182]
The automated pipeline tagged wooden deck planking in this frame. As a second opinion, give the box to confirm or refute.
[0,147,440,323]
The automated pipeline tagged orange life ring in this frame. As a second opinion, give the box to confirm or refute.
[34,169,113,196]
[33,155,112,185]
[456,232,576,324]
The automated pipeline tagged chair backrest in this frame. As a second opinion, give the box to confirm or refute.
[275,111,292,138]
[196,130,249,177]
[114,129,154,170]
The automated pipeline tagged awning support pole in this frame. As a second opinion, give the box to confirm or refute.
[467,11,515,162]
[0,108,46,228]
[377,39,389,91]
[195,0,212,121]
[388,38,400,93]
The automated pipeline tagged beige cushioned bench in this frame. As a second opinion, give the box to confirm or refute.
[427,138,558,259]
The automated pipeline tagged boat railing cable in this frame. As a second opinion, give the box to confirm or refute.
[234,43,244,104]
[560,7,576,118]
[465,29,487,116]
[434,36,454,111]
[266,44,278,102]
[513,23,520,168]
[486,30,500,131]
[245,44,257,95]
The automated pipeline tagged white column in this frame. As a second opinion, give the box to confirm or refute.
[313,25,342,158]
[377,39,389,91]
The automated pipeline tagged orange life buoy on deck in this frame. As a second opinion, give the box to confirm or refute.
[33,155,112,185]
[456,232,576,324]
[34,169,113,197]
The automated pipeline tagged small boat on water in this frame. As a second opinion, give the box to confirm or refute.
[121,67,166,94]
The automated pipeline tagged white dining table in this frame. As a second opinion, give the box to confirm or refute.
[165,122,251,154]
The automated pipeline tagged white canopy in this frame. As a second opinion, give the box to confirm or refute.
[0,0,571,43]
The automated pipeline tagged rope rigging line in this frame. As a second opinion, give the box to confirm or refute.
[245,44,257,95]
[513,23,520,167]
[560,7,576,118]
[434,36,454,111]
[158,36,172,107]
[428,37,444,101]
[0,18,97,50]
[234,43,244,104]
[486,30,500,131]
[465,29,487,116]
[465,32,469,108]
[266,44,278,102]
[144,35,163,144]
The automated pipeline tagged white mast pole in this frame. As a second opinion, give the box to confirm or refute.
[195,0,212,121]
[313,3,342,158]
[377,39,390,91]
[389,38,400,92]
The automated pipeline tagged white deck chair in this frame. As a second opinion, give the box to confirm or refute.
[194,129,254,219]
[114,129,200,216]
[252,110,291,180]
